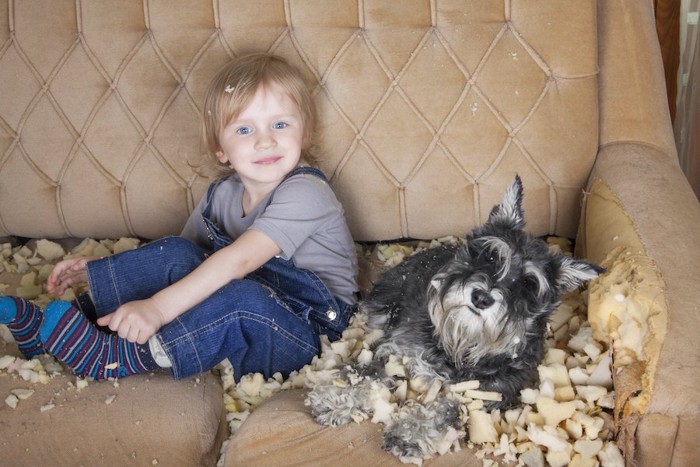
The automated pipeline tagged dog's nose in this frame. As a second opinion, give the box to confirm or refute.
[471,289,495,309]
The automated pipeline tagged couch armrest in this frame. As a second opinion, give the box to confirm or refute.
[578,142,700,465]
[597,0,678,156]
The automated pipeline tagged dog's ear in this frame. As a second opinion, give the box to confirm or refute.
[487,175,525,230]
[556,255,605,292]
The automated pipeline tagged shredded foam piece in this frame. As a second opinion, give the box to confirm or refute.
[5,393,19,409]
[40,403,55,412]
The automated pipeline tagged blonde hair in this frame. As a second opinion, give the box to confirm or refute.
[195,53,319,177]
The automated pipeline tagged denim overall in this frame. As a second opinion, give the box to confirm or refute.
[85,167,355,381]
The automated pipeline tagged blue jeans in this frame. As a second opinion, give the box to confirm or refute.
[85,236,354,381]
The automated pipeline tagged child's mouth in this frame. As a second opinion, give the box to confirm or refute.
[255,156,283,165]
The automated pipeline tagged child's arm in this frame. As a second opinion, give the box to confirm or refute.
[97,230,280,344]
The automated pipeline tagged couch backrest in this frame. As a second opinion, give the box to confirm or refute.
[0,0,598,241]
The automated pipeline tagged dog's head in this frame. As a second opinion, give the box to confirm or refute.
[427,176,603,367]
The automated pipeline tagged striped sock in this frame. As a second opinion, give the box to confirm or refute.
[0,296,45,358]
[40,301,159,380]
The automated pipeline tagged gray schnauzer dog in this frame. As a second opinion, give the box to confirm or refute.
[306,176,603,460]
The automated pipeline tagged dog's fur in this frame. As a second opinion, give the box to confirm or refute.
[306,176,603,460]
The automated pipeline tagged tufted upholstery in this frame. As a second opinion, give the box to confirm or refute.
[1,0,598,241]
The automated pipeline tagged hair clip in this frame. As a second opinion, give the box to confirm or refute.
[224,85,235,94]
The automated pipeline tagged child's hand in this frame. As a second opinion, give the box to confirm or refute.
[47,257,98,296]
[97,298,165,344]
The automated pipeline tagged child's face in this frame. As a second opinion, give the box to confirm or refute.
[217,83,303,193]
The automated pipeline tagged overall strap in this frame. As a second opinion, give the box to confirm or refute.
[201,175,231,220]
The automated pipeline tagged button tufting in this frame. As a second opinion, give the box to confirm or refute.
[0,1,598,241]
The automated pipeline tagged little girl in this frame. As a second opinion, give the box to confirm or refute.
[0,53,358,382]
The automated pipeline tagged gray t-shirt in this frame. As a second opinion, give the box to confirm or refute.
[180,171,358,305]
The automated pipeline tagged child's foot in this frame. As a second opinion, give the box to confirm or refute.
[0,296,45,358]
[40,301,159,380]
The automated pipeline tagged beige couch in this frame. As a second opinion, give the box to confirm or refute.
[1,1,698,465]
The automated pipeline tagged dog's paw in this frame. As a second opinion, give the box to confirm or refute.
[305,384,372,426]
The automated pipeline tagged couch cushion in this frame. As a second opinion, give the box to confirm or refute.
[223,389,481,467]
[0,340,226,466]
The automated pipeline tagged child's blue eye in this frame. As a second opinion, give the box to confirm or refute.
[237,126,252,135]
[273,122,288,130]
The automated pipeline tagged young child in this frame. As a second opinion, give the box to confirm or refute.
[0,53,358,382]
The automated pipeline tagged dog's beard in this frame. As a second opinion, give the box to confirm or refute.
[427,275,526,367]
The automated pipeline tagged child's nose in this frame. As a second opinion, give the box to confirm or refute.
[255,131,277,150]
